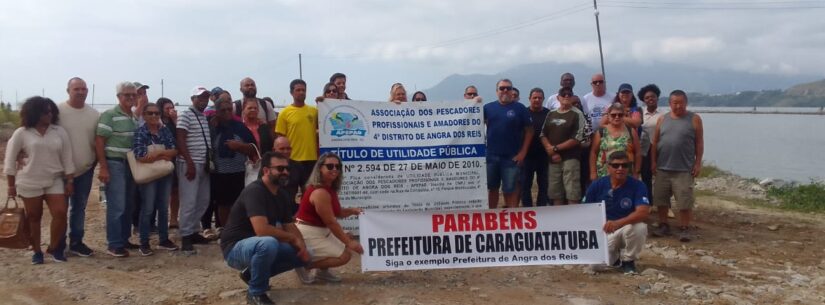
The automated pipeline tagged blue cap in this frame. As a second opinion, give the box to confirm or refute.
[618,83,633,93]
[210,86,224,97]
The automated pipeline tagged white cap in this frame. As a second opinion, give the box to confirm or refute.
[190,86,209,97]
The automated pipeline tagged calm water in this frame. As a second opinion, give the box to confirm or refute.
[699,111,825,182]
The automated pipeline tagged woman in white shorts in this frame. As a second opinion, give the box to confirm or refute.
[293,152,363,283]
[4,96,75,264]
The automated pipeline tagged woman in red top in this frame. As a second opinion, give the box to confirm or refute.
[294,152,363,283]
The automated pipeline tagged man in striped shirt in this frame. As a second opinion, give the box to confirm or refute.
[96,81,139,257]
[176,86,213,254]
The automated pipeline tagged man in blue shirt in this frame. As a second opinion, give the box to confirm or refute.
[584,151,649,274]
[483,79,533,209]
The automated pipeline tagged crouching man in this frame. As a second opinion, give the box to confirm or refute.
[584,151,650,274]
[220,151,310,305]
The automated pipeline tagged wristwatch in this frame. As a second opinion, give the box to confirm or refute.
[552,146,559,153]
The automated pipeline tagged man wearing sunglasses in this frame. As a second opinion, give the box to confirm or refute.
[583,151,650,274]
[463,85,483,103]
[483,79,533,209]
[221,151,310,305]
[582,73,615,131]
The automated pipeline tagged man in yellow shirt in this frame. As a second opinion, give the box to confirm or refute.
[275,79,318,186]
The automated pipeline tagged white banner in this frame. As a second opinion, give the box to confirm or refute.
[359,204,609,271]
[317,100,487,233]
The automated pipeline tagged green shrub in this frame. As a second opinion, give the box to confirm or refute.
[699,163,729,178]
[767,182,825,213]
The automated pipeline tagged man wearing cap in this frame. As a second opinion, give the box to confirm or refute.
[133,82,150,124]
[176,86,214,253]
[96,81,139,257]
[583,151,649,274]
[236,78,278,128]
[582,73,614,131]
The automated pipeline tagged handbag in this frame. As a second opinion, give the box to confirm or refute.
[128,144,175,184]
[245,143,262,186]
[0,196,31,249]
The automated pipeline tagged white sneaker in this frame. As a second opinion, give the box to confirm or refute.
[315,268,342,282]
[294,267,315,284]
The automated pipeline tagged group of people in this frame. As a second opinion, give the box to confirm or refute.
[482,73,704,274]
[4,71,703,304]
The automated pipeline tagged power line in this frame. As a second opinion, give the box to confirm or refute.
[600,0,825,10]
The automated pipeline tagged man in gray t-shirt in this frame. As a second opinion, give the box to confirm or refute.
[650,90,704,242]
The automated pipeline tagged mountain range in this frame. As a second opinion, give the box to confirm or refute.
[423,61,824,107]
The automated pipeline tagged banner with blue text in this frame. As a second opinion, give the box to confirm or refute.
[359,204,609,271]
[318,100,487,233]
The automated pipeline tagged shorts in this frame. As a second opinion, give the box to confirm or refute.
[210,172,245,206]
[653,170,695,210]
[548,158,581,201]
[296,223,346,261]
[486,154,520,193]
[16,178,64,198]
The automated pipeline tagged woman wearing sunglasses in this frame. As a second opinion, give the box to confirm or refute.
[590,102,641,181]
[293,152,363,283]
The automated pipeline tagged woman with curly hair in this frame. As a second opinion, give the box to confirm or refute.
[4,96,75,264]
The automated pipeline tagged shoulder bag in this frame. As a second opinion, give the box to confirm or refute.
[0,196,31,249]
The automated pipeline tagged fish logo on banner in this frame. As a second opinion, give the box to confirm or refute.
[325,106,368,138]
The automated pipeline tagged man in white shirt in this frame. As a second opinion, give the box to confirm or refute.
[57,77,99,257]
[581,73,615,131]
[544,73,579,110]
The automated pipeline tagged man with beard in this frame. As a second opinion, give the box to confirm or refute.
[235,77,278,127]
[221,152,310,305]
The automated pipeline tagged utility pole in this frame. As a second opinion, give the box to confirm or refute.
[92,84,96,105]
[298,53,303,80]
[161,79,165,97]
[593,0,606,78]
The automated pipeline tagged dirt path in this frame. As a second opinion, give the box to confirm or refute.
[1,157,823,305]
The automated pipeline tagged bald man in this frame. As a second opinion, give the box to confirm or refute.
[272,136,304,213]
[582,73,615,131]
[235,77,278,127]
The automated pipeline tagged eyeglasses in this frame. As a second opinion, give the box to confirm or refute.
[498,86,513,92]
[465,92,478,97]
[591,80,605,85]
[270,166,289,173]
[323,163,342,171]
[559,93,572,98]
[609,162,630,169]
[144,111,160,116]
[609,113,625,118]
[325,89,338,94]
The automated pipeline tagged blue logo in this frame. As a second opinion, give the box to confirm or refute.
[620,198,633,209]
[328,111,367,137]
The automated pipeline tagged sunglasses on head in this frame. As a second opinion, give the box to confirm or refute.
[591,80,604,85]
[270,165,289,173]
[609,162,630,169]
[323,163,342,170]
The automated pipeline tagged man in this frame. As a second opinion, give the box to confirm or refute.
[133,82,150,124]
[512,87,520,103]
[463,85,483,103]
[58,77,99,257]
[235,77,278,127]
[583,151,650,274]
[543,73,579,110]
[540,87,586,205]
[330,73,350,100]
[275,79,318,186]
[272,136,303,212]
[176,86,214,253]
[582,73,614,131]
[521,88,550,207]
[221,152,309,305]
[483,79,533,208]
[651,90,704,242]
[96,81,139,257]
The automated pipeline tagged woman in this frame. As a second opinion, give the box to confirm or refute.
[156,97,180,229]
[638,84,664,199]
[590,102,641,180]
[132,103,179,255]
[388,83,408,103]
[4,96,74,264]
[209,97,257,228]
[411,91,427,102]
[601,83,642,129]
[294,153,363,283]
[241,98,275,156]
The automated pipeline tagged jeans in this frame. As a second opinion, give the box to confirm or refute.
[67,165,96,246]
[225,236,306,296]
[486,154,520,193]
[641,151,653,199]
[106,159,136,249]
[178,161,210,237]
[138,174,172,244]
[520,155,549,207]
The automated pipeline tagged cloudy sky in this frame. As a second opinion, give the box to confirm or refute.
[1,0,823,106]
